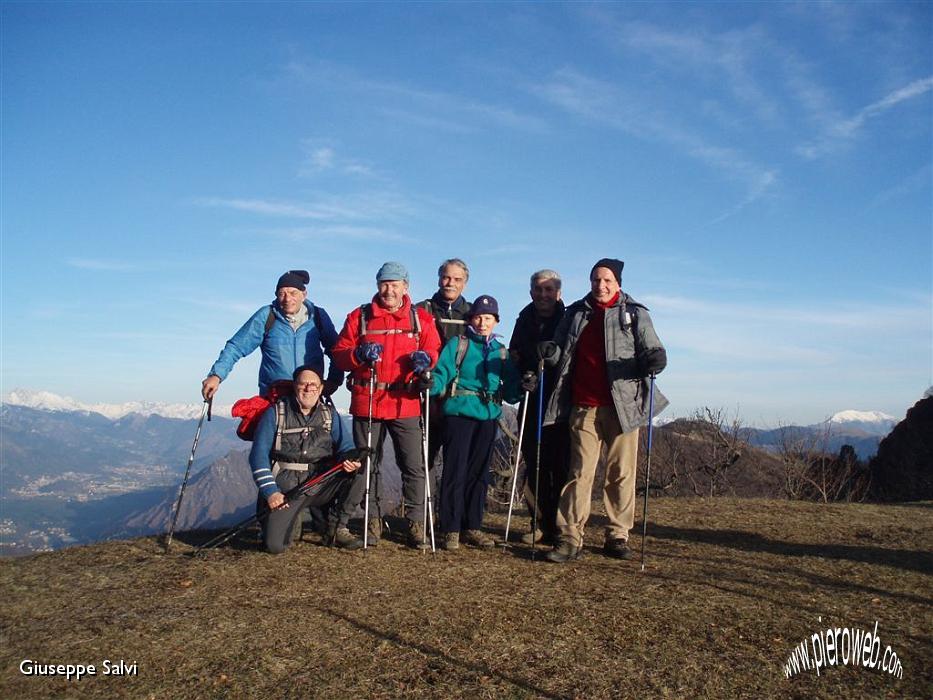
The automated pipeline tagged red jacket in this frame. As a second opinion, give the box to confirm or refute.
[333,295,441,419]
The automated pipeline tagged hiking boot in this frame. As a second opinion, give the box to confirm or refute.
[407,521,431,549]
[546,541,582,563]
[462,529,495,549]
[521,528,544,545]
[332,527,363,551]
[603,538,632,560]
[442,532,460,551]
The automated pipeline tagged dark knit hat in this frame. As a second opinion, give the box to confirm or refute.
[276,269,310,291]
[590,258,624,284]
[470,295,500,321]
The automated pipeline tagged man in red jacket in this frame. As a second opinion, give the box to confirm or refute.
[332,261,442,548]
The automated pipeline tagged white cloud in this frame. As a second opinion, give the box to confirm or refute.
[529,67,779,211]
[283,56,548,135]
[65,258,136,271]
[797,76,933,158]
[299,140,376,178]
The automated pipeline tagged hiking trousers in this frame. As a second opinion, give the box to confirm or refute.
[340,416,426,525]
[556,405,639,547]
[520,410,570,537]
[439,415,497,534]
[261,467,353,554]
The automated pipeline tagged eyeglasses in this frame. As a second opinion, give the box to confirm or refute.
[296,382,323,391]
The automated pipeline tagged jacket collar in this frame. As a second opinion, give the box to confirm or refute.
[431,290,469,312]
[370,294,412,319]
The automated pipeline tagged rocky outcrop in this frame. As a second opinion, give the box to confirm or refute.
[869,397,933,501]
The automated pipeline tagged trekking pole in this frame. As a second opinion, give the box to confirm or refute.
[502,389,530,550]
[640,373,657,572]
[164,398,211,552]
[363,364,376,550]
[531,359,545,561]
[420,378,436,553]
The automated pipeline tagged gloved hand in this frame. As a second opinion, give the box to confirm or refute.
[637,348,667,377]
[520,371,538,393]
[354,342,384,364]
[415,371,434,391]
[536,341,560,368]
[410,350,432,374]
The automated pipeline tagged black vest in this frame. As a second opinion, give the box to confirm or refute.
[269,398,333,468]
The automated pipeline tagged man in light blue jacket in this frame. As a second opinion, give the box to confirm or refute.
[201,270,343,401]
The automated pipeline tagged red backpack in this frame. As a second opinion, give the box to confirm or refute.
[231,380,294,441]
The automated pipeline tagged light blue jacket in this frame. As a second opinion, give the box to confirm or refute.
[208,300,342,395]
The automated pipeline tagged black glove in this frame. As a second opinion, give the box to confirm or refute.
[536,341,560,368]
[637,348,667,377]
[520,371,538,393]
[416,371,434,391]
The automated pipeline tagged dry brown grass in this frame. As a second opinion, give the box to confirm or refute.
[1,498,930,699]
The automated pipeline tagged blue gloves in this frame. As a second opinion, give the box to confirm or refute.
[410,350,432,374]
[355,342,384,364]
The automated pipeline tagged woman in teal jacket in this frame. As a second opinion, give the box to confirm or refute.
[430,295,522,550]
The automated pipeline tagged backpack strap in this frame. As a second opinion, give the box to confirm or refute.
[448,336,470,398]
[359,303,421,337]
[447,338,508,403]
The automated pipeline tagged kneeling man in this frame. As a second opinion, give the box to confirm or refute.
[249,366,360,554]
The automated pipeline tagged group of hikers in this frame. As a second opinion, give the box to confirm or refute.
[200,257,668,562]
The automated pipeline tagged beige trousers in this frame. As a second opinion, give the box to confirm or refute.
[556,405,639,547]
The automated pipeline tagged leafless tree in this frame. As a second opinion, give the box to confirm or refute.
[777,422,870,502]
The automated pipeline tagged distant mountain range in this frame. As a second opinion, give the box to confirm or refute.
[0,388,908,554]
[3,388,233,420]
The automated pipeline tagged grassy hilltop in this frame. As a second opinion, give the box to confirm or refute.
[1,498,930,699]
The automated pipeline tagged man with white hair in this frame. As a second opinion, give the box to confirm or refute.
[507,269,570,546]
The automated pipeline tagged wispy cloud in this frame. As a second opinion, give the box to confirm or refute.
[256,225,413,244]
[529,67,778,214]
[282,56,549,135]
[66,258,136,272]
[196,197,336,220]
[195,191,416,222]
[299,140,376,178]
[868,163,933,209]
[797,76,933,158]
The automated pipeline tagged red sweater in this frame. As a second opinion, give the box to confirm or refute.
[571,293,619,407]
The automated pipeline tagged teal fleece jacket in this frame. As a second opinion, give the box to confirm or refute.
[430,331,522,421]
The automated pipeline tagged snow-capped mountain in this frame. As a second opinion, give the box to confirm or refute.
[2,388,230,420]
[826,409,898,436]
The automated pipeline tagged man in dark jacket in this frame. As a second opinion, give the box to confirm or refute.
[417,258,473,491]
[507,269,569,545]
[249,366,360,554]
[541,259,669,563]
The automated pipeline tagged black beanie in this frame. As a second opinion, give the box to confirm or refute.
[276,270,310,291]
[590,258,624,284]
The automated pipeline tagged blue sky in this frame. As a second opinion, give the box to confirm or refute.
[2,1,931,426]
